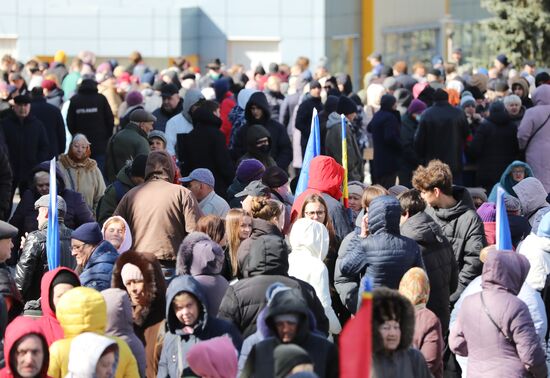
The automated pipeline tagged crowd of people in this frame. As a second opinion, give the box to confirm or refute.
[0,47,548,377]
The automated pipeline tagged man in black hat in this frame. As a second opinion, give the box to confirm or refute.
[105,109,155,182]
[1,94,50,197]
[152,83,182,133]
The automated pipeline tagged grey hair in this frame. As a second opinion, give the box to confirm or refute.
[71,133,91,146]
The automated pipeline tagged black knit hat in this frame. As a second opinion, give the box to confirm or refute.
[49,270,80,311]
[130,154,148,178]
[262,166,289,188]
[337,95,357,116]
[433,88,449,102]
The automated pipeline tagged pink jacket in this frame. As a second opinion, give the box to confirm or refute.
[449,250,547,378]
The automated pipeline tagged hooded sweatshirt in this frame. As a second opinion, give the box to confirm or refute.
[291,156,353,240]
[517,212,550,290]
[240,124,277,168]
[450,251,547,378]
[114,151,202,261]
[157,275,242,378]
[288,218,341,335]
[513,177,550,234]
[165,89,205,156]
[101,216,132,254]
[0,317,50,378]
[65,332,118,378]
[102,289,146,377]
[37,267,81,346]
[48,287,139,378]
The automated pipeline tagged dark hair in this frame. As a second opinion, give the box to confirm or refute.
[199,99,219,113]
[196,215,225,245]
[10,333,48,376]
[412,159,453,195]
[397,189,426,217]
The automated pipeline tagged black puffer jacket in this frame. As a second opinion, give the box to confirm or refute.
[341,196,424,298]
[177,106,235,198]
[425,186,487,303]
[242,288,338,378]
[0,264,23,321]
[414,100,469,176]
[468,101,520,192]
[231,92,292,170]
[15,223,75,302]
[334,229,361,313]
[218,219,329,338]
[66,79,114,156]
[400,211,458,332]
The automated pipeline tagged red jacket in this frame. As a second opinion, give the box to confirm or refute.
[37,267,80,346]
[219,92,236,146]
[0,317,52,378]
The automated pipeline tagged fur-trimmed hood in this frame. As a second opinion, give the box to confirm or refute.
[111,250,166,328]
[372,287,415,354]
[176,232,224,276]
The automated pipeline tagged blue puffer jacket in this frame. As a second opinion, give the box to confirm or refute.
[80,240,118,291]
[340,196,424,295]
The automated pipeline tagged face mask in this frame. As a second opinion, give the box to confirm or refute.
[257,144,271,154]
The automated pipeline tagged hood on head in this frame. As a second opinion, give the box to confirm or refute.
[499,160,534,197]
[368,195,401,235]
[40,267,81,319]
[101,288,135,336]
[246,124,272,154]
[513,177,549,217]
[245,91,271,124]
[289,218,329,261]
[165,275,208,333]
[111,250,166,324]
[510,77,529,98]
[3,317,49,377]
[56,286,107,338]
[212,77,231,102]
[265,288,310,344]
[182,89,205,123]
[372,287,415,353]
[237,88,259,109]
[240,219,288,278]
[537,212,550,238]
[101,216,132,254]
[144,150,175,182]
[78,78,98,94]
[481,250,529,295]
[532,84,550,106]
[67,332,118,377]
[176,232,224,276]
[307,156,344,200]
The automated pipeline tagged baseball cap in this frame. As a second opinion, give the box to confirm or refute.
[234,180,271,198]
[179,168,215,188]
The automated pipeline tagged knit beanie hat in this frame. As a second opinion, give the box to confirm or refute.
[130,154,148,178]
[274,344,312,378]
[348,181,366,197]
[388,185,409,197]
[71,222,103,244]
[121,263,144,285]
[477,202,496,222]
[49,269,80,311]
[504,194,521,213]
[537,212,550,238]
[407,99,427,115]
[337,96,357,116]
[236,159,266,183]
[460,95,476,108]
[262,166,289,188]
[125,90,144,106]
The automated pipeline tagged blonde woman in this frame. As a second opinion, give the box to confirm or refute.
[225,209,252,279]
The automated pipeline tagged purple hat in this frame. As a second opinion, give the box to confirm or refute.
[71,222,103,245]
[407,99,427,115]
[476,202,496,222]
[125,90,143,107]
[236,159,265,183]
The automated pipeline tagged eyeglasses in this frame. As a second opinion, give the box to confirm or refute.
[71,243,88,251]
[511,169,525,175]
[304,210,326,217]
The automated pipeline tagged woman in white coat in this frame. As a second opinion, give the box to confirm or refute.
[288,217,342,335]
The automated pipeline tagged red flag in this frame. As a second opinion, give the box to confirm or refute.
[339,279,372,377]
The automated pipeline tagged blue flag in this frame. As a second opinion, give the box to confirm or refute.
[47,158,60,270]
[496,187,513,250]
[295,108,320,198]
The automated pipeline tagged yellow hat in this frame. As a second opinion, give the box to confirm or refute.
[54,50,67,63]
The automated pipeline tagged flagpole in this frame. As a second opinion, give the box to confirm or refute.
[47,158,60,270]
[341,114,349,209]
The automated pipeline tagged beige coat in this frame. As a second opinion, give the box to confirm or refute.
[58,154,106,212]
